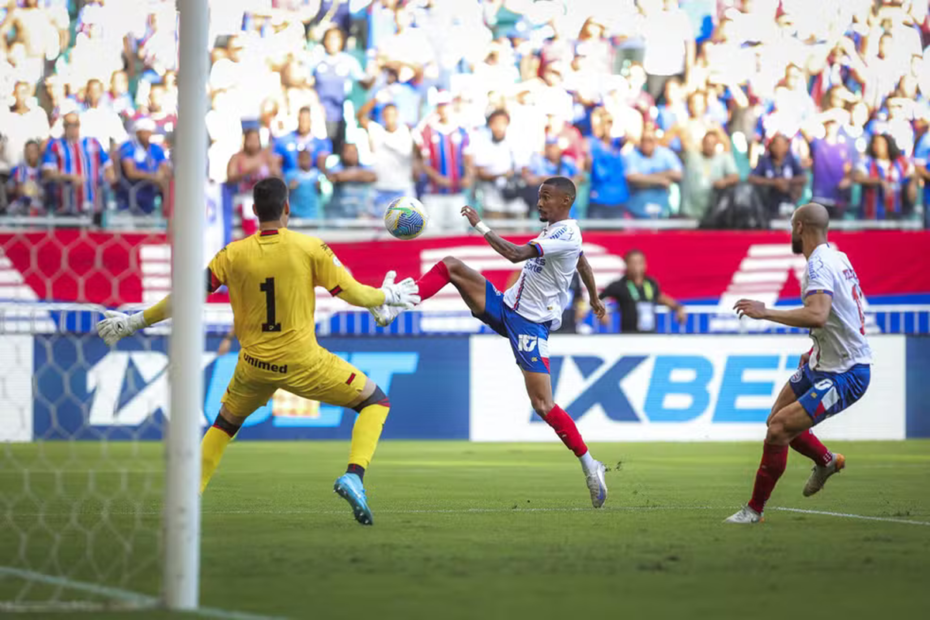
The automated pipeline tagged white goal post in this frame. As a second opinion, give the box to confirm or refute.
[164,0,209,610]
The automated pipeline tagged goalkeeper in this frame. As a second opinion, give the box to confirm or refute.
[97,177,419,526]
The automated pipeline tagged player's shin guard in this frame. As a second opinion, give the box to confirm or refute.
[348,387,390,475]
[790,430,832,467]
[415,261,451,301]
[748,442,788,514]
[543,405,589,457]
[201,415,241,494]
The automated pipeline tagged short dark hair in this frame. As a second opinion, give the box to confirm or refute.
[623,248,644,262]
[253,177,288,222]
[542,176,576,203]
[298,106,311,116]
[24,139,39,150]
[487,109,510,125]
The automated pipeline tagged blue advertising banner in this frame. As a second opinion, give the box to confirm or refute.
[32,335,470,441]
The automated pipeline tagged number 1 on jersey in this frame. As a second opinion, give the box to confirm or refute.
[260,277,282,332]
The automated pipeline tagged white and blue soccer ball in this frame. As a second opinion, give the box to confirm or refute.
[383,197,428,240]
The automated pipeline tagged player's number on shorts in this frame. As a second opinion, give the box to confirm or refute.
[259,277,282,332]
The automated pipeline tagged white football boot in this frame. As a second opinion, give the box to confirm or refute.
[724,505,763,524]
[585,460,608,508]
[803,452,846,497]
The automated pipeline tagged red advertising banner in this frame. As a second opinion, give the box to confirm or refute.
[1,229,929,306]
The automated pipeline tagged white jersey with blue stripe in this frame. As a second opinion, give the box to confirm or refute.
[801,243,873,373]
[503,219,582,330]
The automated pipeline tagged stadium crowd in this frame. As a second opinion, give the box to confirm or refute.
[1,0,929,229]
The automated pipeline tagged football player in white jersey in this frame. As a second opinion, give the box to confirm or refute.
[370,177,610,507]
[726,203,873,524]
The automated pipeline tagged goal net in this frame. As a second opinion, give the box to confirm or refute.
[0,230,168,613]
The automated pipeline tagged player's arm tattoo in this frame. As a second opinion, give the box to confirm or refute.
[576,254,599,300]
[483,231,539,264]
[764,292,832,328]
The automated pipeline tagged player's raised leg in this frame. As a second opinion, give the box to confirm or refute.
[371,256,488,326]
[523,370,607,508]
[725,401,813,523]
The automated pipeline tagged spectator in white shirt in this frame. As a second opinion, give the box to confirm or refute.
[357,99,415,212]
[80,78,127,151]
[472,109,528,220]
[1,80,50,171]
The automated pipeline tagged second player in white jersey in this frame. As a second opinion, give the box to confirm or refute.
[800,244,873,373]
[727,203,872,525]
[503,219,583,330]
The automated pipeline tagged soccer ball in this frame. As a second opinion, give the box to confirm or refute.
[384,197,428,240]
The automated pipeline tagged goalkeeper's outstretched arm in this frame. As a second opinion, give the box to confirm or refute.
[334,271,419,309]
[96,294,171,346]
[96,267,212,346]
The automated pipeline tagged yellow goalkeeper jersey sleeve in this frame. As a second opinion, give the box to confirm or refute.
[207,228,357,365]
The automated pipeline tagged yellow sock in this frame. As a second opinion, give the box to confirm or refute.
[201,426,235,494]
[348,402,390,469]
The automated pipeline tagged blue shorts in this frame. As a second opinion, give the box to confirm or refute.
[789,363,871,425]
[474,281,551,374]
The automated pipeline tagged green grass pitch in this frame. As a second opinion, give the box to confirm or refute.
[2,440,929,619]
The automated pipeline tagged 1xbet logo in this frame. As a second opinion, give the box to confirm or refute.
[541,354,802,424]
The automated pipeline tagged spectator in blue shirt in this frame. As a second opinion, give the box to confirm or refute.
[6,140,43,215]
[273,106,332,175]
[326,142,377,219]
[624,127,683,218]
[117,117,171,214]
[312,27,371,155]
[285,149,321,220]
[748,133,806,218]
[586,112,629,219]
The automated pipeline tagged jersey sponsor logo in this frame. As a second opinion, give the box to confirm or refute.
[547,226,571,240]
[242,351,288,374]
[518,335,538,353]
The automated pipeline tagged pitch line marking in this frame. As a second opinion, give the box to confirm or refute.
[0,566,287,620]
[771,507,930,526]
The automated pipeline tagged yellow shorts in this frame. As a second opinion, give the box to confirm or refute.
[220,349,369,418]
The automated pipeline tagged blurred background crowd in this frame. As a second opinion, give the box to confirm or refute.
[1,0,929,230]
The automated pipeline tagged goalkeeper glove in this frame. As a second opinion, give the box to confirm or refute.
[380,273,420,309]
[96,310,148,346]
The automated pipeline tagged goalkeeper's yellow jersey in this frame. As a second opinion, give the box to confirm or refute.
[207,228,360,365]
